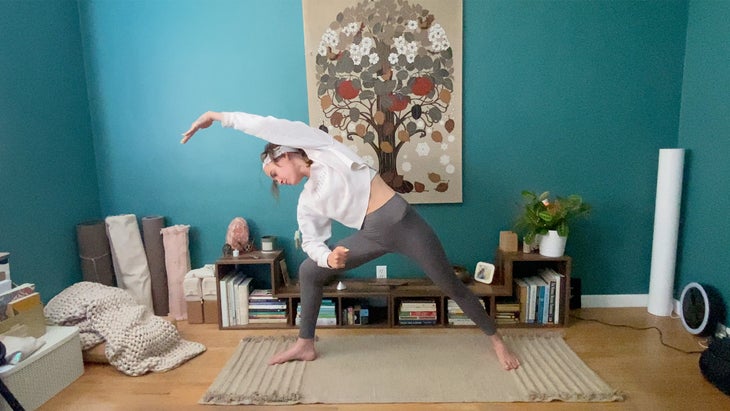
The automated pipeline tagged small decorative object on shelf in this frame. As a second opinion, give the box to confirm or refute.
[474,262,494,284]
[222,244,233,257]
[452,265,471,283]
[499,231,518,252]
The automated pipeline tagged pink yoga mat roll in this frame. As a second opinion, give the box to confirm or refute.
[161,224,192,320]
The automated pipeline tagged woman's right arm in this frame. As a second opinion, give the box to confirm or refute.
[180,111,223,144]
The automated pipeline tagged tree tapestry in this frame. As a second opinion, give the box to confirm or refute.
[303,0,463,203]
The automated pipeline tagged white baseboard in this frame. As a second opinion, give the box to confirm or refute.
[581,294,650,308]
[582,295,683,316]
[581,295,730,339]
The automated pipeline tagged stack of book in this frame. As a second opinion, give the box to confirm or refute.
[218,273,253,327]
[295,299,337,326]
[341,303,369,325]
[248,289,287,324]
[495,300,520,325]
[513,268,565,324]
[447,298,486,326]
[398,299,437,325]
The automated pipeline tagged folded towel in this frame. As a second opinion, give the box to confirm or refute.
[201,277,218,301]
[184,264,215,279]
[183,277,202,301]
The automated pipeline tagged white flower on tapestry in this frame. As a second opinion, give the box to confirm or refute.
[343,22,361,36]
[310,0,458,198]
[428,24,450,52]
[416,142,430,157]
[317,29,340,56]
[445,164,455,174]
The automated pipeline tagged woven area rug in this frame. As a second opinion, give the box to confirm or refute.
[200,330,623,405]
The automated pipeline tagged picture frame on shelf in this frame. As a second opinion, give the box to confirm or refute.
[474,262,495,284]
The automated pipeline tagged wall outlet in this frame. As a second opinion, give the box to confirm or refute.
[376,265,387,279]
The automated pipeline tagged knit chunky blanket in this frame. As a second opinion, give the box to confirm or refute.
[44,281,206,376]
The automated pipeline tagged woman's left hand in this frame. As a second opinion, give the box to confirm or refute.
[180,111,222,144]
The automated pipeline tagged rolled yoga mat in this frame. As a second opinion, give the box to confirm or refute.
[648,148,685,317]
[105,214,155,313]
[161,225,192,320]
[76,220,115,286]
[142,215,169,316]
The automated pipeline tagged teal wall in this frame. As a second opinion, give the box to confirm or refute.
[10,0,721,309]
[0,0,100,299]
[676,2,730,313]
[79,0,687,296]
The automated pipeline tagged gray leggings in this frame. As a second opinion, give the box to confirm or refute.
[297,194,497,339]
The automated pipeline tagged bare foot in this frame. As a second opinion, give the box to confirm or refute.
[268,337,317,365]
[490,334,520,370]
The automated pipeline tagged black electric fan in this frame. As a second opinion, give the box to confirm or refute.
[679,282,724,336]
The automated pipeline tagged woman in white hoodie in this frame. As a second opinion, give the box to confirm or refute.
[182,111,520,370]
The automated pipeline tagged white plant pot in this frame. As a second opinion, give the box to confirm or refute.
[539,230,567,257]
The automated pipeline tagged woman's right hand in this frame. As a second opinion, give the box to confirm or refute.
[327,246,349,269]
[180,111,222,144]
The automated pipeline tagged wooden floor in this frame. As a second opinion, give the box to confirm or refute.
[39,307,729,411]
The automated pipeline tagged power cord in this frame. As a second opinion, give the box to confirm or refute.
[569,313,707,354]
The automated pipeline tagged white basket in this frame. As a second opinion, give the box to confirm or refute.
[0,326,83,411]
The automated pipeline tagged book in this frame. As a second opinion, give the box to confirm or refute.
[540,268,565,324]
[539,269,557,323]
[0,283,36,321]
[218,274,235,327]
[6,291,41,317]
[524,276,547,324]
[235,277,253,325]
[249,289,275,300]
[514,278,529,323]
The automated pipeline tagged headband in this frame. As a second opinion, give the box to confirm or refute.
[262,145,300,169]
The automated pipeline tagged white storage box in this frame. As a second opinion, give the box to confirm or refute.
[0,326,83,411]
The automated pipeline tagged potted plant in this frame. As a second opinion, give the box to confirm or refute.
[514,190,591,257]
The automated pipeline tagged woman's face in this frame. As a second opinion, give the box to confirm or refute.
[263,153,306,186]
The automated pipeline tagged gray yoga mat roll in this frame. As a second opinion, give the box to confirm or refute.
[76,220,115,286]
[142,215,169,316]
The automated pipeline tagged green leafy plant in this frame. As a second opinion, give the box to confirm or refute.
[515,190,591,244]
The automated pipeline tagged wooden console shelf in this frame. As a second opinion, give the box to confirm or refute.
[214,248,570,329]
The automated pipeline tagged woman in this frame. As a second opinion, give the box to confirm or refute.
[182,111,520,371]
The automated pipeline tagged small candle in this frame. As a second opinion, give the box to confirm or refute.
[261,236,276,251]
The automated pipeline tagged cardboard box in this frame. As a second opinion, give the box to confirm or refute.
[203,300,219,324]
[499,231,519,252]
[0,326,83,411]
[0,304,46,338]
[186,300,204,324]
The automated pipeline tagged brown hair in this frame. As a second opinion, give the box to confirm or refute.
[259,143,312,198]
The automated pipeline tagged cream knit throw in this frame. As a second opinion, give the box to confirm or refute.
[44,281,206,376]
